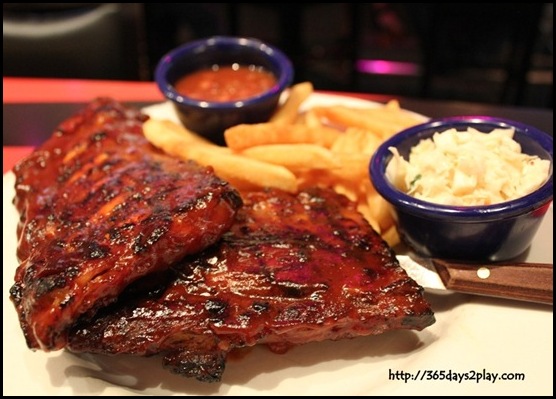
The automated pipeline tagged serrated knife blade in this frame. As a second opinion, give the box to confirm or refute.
[396,255,553,305]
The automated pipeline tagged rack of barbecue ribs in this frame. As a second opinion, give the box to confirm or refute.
[67,187,435,383]
[9,98,243,351]
[9,98,434,383]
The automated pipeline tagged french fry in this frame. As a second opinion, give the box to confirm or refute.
[297,108,323,128]
[315,106,401,138]
[356,202,381,234]
[269,81,313,124]
[313,103,423,139]
[330,127,382,155]
[328,155,369,183]
[333,182,359,203]
[144,119,298,193]
[381,225,400,248]
[364,111,422,136]
[366,189,395,232]
[143,118,213,147]
[224,122,341,150]
[384,99,401,111]
[198,150,299,193]
[240,144,339,171]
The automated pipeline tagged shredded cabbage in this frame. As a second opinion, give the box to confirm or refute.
[385,127,550,206]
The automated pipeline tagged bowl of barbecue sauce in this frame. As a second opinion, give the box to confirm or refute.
[155,36,294,144]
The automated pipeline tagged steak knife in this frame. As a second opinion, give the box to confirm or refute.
[396,255,553,305]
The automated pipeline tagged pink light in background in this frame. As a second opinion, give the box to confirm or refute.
[356,59,420,76]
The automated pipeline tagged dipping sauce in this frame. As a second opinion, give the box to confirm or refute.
[174,64,277,102]
[385,127,551,206]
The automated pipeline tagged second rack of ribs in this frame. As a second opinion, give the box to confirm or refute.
[67,187,435,383]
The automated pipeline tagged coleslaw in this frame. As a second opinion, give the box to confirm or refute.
[385,127,551,206]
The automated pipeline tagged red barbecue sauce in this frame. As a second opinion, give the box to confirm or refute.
[174,64,277,102]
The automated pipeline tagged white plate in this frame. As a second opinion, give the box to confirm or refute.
[141,92,429,124]
[3,94,553,396]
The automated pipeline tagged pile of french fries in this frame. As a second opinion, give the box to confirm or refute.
[143,82,424,246]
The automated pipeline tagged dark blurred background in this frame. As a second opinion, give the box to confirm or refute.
[3,3,553,108]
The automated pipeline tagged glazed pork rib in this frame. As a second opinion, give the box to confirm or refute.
[67,187,435,383]
[9,98,242,351]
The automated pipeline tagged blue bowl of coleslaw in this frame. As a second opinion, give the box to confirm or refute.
[369,116,553,261]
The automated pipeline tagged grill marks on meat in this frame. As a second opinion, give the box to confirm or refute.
[67,187,435,382]
[9,98,243,351]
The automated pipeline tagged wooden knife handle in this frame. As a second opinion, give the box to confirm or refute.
[432,259,553,305]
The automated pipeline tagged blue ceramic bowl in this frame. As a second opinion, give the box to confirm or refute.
[369,116,553,261]
[155,36,294,144]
